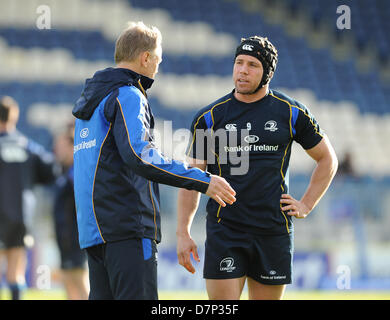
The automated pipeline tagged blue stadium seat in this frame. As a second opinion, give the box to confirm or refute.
[0,0,388,150]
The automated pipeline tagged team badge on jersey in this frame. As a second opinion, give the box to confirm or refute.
[264,120,278,132]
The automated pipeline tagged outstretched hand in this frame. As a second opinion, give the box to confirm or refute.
[206,175,236,207]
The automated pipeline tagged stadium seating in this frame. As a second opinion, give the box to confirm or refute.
[0,0,388,178]
[285,0,390,60]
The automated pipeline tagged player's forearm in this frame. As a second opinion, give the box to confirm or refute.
[176,188,201,236]
[301,152,338,212]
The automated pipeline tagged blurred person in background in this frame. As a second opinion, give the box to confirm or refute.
[0,96,56,299]
[72,21,236,300]
[53,122,88,300]
[336,151,357,179]
[176,36,338,300]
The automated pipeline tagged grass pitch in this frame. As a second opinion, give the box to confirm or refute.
[1,289,389,300]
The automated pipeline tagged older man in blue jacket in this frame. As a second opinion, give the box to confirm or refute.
[72,21,236,300]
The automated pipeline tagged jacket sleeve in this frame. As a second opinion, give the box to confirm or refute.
[112,86,210,193]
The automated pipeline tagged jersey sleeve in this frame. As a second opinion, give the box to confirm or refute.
[291,101,323,150]
[186,109,210,161]
[113,86,210,193]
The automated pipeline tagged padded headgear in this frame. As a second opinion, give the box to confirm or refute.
[235,36,278,89]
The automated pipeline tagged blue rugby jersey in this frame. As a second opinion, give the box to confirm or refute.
[187,89,323,234]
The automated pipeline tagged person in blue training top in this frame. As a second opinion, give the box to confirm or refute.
[0,96,56,300]
[53,123,88,300]
[72,21,236,300]
[176,36,338,300]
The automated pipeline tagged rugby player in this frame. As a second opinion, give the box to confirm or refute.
[176,36,338,300]
[0,96,56,299]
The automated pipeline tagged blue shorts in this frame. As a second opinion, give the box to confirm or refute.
[204,219,294,285]
[86,237,158,300]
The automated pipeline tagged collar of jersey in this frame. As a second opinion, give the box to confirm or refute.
[231,88,271,106]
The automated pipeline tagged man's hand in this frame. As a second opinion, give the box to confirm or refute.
[280,194,311,219]
[176,233,200,274]
[206,175,236,207]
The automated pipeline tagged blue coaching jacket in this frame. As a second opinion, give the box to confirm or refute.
[72,68,211,249]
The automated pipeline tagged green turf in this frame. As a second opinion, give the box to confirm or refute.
[1,289,390,300]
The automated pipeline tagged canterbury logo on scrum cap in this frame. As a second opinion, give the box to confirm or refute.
[242,44,254,51]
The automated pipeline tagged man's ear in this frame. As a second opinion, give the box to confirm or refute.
[139,51,150,68]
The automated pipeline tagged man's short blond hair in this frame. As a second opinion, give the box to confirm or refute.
[0,96,19,124]
[114,21,162,64]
